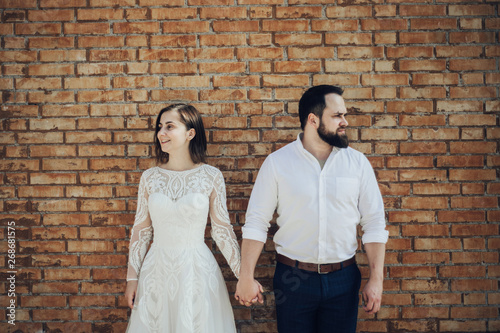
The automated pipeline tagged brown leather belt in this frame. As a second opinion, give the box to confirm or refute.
[276,253,356,274]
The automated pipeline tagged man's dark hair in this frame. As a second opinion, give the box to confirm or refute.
[154,104,207,165]
[298,85,344,130]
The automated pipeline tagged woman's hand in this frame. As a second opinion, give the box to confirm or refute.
[125,280,138,310]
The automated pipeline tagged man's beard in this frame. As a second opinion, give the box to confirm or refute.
[317,121,349,148]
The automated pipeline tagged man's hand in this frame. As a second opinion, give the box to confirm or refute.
[362,277,383,314]
[125,280,138,310]
[235,277,264,307]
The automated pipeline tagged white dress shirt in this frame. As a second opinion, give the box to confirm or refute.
[242,134,388,264]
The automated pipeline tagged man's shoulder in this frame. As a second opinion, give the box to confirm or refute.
[268,140,298,160]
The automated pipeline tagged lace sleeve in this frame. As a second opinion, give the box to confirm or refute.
[209,169,241,279]
[126,172,153,281]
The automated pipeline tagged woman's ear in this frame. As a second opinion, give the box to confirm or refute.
[188,128,196,140]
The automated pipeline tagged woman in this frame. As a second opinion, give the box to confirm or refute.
[125,104,241,332]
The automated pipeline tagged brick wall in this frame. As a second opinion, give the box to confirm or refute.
[0,0,499,332]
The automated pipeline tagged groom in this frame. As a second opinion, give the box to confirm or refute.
[235,85,388,332]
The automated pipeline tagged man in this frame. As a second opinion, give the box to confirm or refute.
[234,85,388,333]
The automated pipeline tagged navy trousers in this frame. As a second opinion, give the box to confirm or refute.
[273,261,361,333]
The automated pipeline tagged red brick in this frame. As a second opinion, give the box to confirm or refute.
[402,279,448,292]
[89,49,135,62]
[114,22,159,34]
[413,183,460,195]
[413,73,459,85]
[34,309,79,321]
[402,307,448,319]
[327,6,371,18]
[160,21,209,34]
[362,74,408,85]
[450,32,495,44]
[449,4,495,16]
[400,32,446,44]
[194,7,240,19]
[451,197,497,209]
[77,8,123,20]
[311,19,358,32]
[452,224,498,237]
[403,253,450,266]
[29,37,74,49]
[64,77,110,90]
[414,293,460,305]
[276,6,322,18]
[387,101,433,113]
[387,46,433,58]
[361,19,406,31]
[16,23,61,35]
[78,36,124,48]
[28,9,74,21]
[387,156,433,168]
[338,47,384,59]
[436,45,483,58]
[275,33,321,46]
[452,279,497,292]
[360,128,407,141]
[450,169,496,181]
[400,59,446,71]
[400,5,446,16]
[314,74,359,86]
[436,156,484,168]
[411,18,457,30]
[40,0,86,7]
[440,320,487,332]
[437,101,483,112]
[390,266,436,278]
[450,59,496,71]
[412,128,459,141]
[399,115,446,127]
[450,142,496,154]
[438,210,485,223]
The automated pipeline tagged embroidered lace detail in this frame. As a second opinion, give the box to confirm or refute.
[126,165,240,332]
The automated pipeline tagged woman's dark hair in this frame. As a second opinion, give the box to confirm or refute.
[154,104,207,165]
[298,85,344,130]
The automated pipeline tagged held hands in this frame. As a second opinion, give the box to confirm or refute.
[125,280,138,310]
[234,277,264,307]
[362,277,383,315]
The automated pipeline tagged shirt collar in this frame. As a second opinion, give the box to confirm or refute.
[295,133,340,158]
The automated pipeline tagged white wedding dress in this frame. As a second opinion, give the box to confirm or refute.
[126,164,241,333]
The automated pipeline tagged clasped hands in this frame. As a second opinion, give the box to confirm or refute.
[234,277,264,307]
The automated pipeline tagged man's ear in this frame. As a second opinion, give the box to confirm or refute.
[307,113,320,129]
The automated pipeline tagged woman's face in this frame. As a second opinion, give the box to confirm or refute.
[156,110,194,155]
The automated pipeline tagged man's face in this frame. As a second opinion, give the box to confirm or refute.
[317,93,349,148]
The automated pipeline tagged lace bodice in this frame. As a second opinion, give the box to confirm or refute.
[126,164,241,281]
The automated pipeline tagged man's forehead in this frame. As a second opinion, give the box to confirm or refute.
[324,93,346,112]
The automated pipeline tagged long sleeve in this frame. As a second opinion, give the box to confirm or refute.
[126,172,153,281]
[209,170,241,279]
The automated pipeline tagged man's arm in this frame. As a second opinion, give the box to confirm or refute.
[235,239,265,306]
[361,242,385,314]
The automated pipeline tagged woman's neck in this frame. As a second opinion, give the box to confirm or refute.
[162,152,198,171]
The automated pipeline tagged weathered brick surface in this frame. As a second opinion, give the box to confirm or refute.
[0,1,498,332]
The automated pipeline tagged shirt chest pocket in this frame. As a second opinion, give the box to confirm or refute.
[326,177,360,204]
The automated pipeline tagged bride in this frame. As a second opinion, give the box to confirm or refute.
[124,104,246,332]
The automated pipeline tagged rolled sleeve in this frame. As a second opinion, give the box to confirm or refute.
[242,155,278,243]
[358,156,388,245]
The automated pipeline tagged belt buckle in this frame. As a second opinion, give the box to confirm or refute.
[317,264,328,274]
